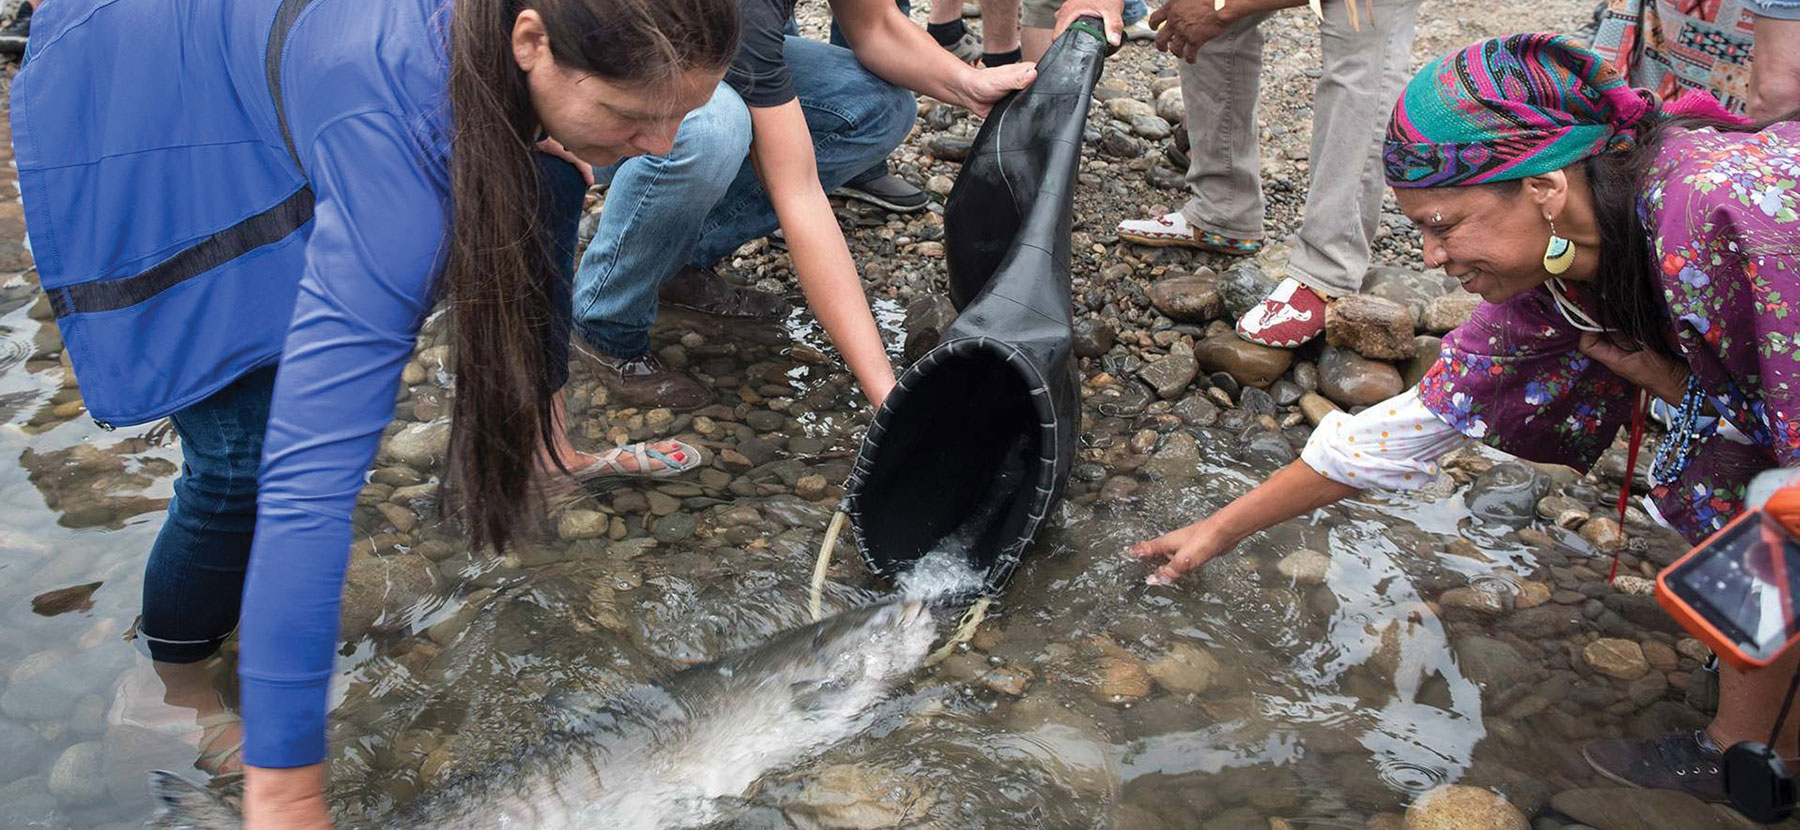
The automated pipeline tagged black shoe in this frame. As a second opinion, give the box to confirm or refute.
[0,2,32,58]
[834,172,929,213]
[657,266,789,320]
[575,343,711,411]
[1582,730,1730,803]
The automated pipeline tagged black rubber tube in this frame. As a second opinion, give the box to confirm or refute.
[843,20,1107,591]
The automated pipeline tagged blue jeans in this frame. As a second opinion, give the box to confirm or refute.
[1125,0,1148,24]
[573,37,915,359]
[139,153,586,663]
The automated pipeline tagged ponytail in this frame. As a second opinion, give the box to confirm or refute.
[440,0,738,551]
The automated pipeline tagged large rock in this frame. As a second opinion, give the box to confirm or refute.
[1106,97,1157,120]
[1364,266,1450,326]
[1583,638,1650,680]
[1073,318,1116,359]
[47,741,107,806]
[1401,335,1443,388]
[1147,643,1223,694]
[779,763,936,829]
[1298,392,1340,426]
[1148,272,1223,322]
[1325,295,1417,360]
[1317,346,1403,408]
[383,419,452,468]
[1139,350,1199,400]
[1276,549,1333,584]
[1464,462,1548,528]
[1195,332,1293,389]
[1549,787,1726,830]
[339,547,437,642]
[0,720,45,782]
[557,509,610,541]
[2,647,121,722]
[1218,262,1280,321]
[1404,785,1528,830]
[1453,636,1534,696]
[1155,86,1185,123]
[903,295,958,363]
[1423,294,1482,334]
[1090,655,1152,703]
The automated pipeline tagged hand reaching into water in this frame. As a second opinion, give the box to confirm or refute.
[245,765,331,830]
[1131,520,1230,586]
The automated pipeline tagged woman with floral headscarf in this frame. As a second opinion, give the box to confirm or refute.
[1131,33,1799,799]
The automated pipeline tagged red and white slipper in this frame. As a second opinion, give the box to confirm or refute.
[1116,212,1262,255]
[1237,278,1328,348]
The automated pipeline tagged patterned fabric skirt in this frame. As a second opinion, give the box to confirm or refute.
[1590,0,1756,116]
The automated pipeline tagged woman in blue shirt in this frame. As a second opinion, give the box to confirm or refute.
[12,0,738,824]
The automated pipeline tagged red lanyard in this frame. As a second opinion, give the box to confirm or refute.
[1611,389,1652,582]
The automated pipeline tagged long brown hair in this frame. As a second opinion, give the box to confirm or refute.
[442,0,737,551]
[1585,107,1797,359]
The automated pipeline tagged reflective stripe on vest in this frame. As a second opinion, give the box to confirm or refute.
[48,0,322,320]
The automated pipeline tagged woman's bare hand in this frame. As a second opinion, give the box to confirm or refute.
[1578,332,1690,405]
[1131,521,1229,585]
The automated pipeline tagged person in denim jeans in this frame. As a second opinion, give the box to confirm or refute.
[573,0,1042,409]
[1746,0,1800,119]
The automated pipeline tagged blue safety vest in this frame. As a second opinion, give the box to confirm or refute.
[13,0,451,427]
[15,0,456,768]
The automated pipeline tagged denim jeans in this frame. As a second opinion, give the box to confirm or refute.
[1124,0,1148,24]
[573,38,915,359]
[139,153,585,662]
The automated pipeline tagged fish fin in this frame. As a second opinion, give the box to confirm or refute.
[147,770,242,829]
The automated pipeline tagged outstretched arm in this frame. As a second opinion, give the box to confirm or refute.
[747,99,897,407]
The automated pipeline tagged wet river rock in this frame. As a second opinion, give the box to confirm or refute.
[1405,784,1528,830]
[1195,331,1293,389]
[1423,294,1482,334]
[1316,346,1403,407]
[1147,272,1222,323]
[1324,295,1416,360]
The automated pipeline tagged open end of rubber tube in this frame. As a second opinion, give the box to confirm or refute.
[850,342,1056,587]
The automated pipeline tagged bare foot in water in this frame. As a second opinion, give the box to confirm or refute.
[110,658,243,776]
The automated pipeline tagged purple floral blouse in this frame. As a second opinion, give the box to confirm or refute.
[1419,122,1800,543]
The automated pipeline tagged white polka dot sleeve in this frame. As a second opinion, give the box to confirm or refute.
[1299,387,1466,490]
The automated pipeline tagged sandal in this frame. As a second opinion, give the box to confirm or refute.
[569,440,705,485]
[1116,212,1262,255]
[194,712,244,776]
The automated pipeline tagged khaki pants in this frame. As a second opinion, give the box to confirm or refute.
[1178,0,1421,297]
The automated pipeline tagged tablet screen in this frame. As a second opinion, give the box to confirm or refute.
[1664,513,1800,663]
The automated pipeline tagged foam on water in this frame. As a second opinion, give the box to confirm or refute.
[896,544,986,601]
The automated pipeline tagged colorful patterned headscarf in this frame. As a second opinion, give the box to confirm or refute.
[1383,33,1656,189]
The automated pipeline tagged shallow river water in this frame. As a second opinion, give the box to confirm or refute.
[0,50,1789,830]
[0,263,1780,829]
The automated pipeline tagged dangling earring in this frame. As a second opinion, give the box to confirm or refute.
[1543,217,1574,275]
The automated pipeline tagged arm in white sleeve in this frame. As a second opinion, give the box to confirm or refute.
[1300,387,1466,490]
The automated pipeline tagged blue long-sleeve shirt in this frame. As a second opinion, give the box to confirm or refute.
[15,0,453,766]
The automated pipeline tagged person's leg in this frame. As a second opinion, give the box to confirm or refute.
[1116,13,1271,253]
[141,366,276,666]
[132,364,277,776]
[691,36,917,266]
[533,151,707,475]
[1019,0,1062,61]
[1751,12,1800,120]
[1713,650,1800,757]
[568,84,764,409]
[982,0,1022,57]
[1283,0,1419,298]
[828,0,927,211]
